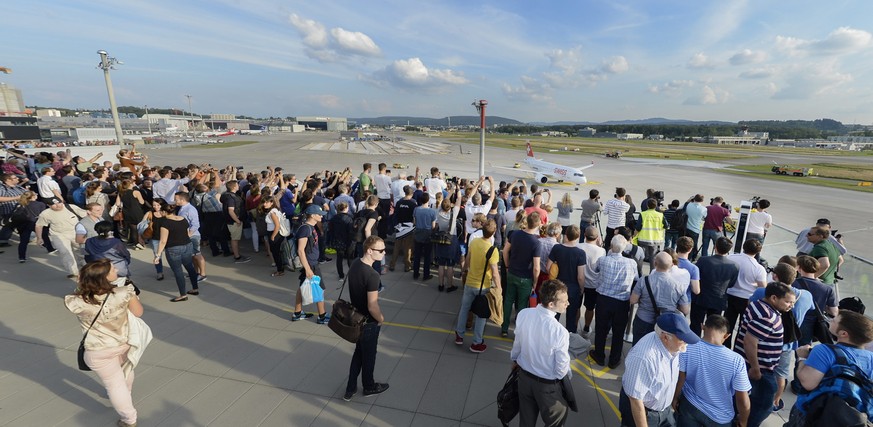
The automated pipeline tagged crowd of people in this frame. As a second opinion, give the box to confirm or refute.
[2,147,871,427]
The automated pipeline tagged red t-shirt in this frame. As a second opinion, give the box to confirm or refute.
[703,204,730,231]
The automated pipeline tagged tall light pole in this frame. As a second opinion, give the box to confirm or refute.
[144,104,152,135]
[97,50,126,147]
[185,94,193,139]
[472,99,488,177]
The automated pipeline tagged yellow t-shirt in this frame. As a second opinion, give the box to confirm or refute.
[465,237,499,288]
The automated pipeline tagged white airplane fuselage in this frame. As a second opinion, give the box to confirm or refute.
[524,157,588,185]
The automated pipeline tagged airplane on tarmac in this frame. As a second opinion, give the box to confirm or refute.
[493,142,594,188]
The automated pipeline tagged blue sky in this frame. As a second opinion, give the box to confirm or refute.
[4,0,873,123]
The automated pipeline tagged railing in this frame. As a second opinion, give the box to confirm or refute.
[763,225,872,307]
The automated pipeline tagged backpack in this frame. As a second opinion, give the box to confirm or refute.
[670,203,689,234]
[277,211,292,237]
[351,211,368,243]
[10,204,29,226]
[798,344,873,426]
[71,186,87,208]
[622,244,644,277]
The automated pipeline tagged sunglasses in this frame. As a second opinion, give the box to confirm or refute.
[371,248,387,253]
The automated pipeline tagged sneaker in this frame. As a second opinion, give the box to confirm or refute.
[342,388,356,402]
[454,332,463,345]
[501,331,509,338]
[18,259,25,263]
[134,243,145,250]
[197,276,208,282]
[291,311,315,321]
[156,273,164,281]
[362,383,389,397]
[234,256,252,264]
[117,420,137,427]
[772,398,784,412]
[48,249,58,255]
[317,314,331,325]
[469,342,487,353]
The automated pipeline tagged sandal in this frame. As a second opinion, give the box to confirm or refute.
[187,290,200,295]
[271,271,285,277]
[170,296,188,302]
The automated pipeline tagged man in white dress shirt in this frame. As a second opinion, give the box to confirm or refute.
[511,279,573,426]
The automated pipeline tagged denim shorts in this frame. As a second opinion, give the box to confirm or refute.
[190,235,202,255]
[774,350,791,379]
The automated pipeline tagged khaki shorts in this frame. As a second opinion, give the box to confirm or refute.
[227,222,243,240]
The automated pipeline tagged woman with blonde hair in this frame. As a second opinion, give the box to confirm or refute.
[65,259,144,427]
[85,181,110,220]
[556,192,574,238]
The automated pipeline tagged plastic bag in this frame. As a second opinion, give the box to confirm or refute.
[311,276,324,303]
[300,278,313,305]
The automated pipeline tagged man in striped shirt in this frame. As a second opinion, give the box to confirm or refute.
[734,282,796,427]
[602,187,629,250]
[673,315,751,427]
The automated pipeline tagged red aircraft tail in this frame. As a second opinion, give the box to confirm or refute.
[526,142,534,158]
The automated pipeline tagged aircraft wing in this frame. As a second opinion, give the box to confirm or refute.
[492,165,538,175]
[576,161,595,170]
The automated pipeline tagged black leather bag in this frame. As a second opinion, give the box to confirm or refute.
[471,246,496,319]
[77,295,110,371]
[328,276,367,343]
[497,367,520,426]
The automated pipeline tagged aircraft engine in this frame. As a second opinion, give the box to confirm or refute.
[536,174,548,184]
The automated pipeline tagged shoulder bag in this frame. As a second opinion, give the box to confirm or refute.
[645,276,661,317]
[795,278,835,344]
[497,366,520,426]
[471,246,497,319]
[78,294,110,371]
[328,275,367,343]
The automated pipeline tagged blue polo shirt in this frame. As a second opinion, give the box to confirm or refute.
[678,257,699,302]
[680,341,752,424]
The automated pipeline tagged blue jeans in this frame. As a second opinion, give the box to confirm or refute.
[579,220,591,234]
[456,286,488,344]
[747,370,777,427]
[165,243,198,295]
[700,229,721,258]
[665,231,679,251]
[676,394,731,427]
[150,239,164,274]
[346,323,381,393]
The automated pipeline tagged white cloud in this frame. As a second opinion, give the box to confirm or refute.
[772,62,852,100]
[776,27,873,57]
[601,56,629,74]
[729,49,766,65]
[687,52,716,69]
[684,85,730,105]
[309,94,342,109]
[329,28,381,56]
[522,47,628,92]
[289,14,381,62]
[365,58,469,90]
[648,80,694,96]
[739,66,777,79]
[502,79,552,103]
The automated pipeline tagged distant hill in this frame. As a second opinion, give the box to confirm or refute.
[350,116,522,127]
[529,118,735,126]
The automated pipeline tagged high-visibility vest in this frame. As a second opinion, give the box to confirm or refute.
[638,209,665,244]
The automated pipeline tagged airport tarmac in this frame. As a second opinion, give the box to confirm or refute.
[0,133,864,426]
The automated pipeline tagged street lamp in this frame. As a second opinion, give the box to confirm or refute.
[185,94,193,139]
[96,50,126,147]
[144,104,152,135]
[472,99,488,177]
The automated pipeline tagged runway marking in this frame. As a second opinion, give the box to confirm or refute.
[381,321,514,342]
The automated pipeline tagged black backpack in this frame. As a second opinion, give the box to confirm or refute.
[351,211,368,243]
[670,203,689,234]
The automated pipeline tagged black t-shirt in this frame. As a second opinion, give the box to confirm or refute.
[348,258,380,321]
[159,217,191,248]
[359,208,379,237]
[548,244,587,288]
[508,231,540,278]
[394,198,417,223]
[329,213,353,247]
[296,223,320,265]
[220,192,242,224]
[695,255,740,310]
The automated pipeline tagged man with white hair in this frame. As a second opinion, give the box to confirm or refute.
[590,235,639,369]
[391,170,416,205]
[630,252,691,345]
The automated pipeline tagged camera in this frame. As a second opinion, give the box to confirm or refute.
[653,190,665,201]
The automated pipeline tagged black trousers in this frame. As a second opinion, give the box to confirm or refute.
[412,240,433,278]
[377,198,391,238]
[346,323,381,393]
[592,294,630,365]
[723,295,749,348]
[689,303,723,337]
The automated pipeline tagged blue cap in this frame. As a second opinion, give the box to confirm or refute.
[656,313,700,344]
[304,205,327,216]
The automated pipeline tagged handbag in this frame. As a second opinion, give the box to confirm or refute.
[328,275,368,343]
[137,214,153,240]
[548,262,559,280]
[77,295,110,371]
[109,200,122,220]
[471,246,497,319]
[496,367,520,426]
[432,208,457,245]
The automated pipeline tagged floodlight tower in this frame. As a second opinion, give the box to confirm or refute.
[472,100,488,177]
[97,50,126,147]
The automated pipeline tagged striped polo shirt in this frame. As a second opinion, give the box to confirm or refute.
[680,341,752,424]
[734,299,783,371]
